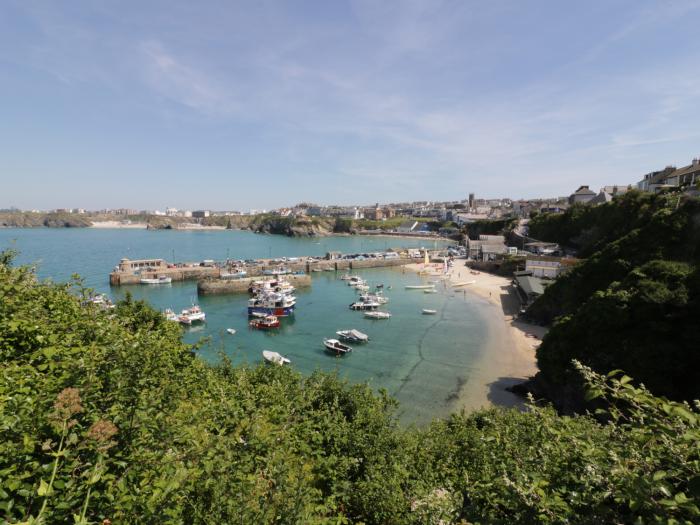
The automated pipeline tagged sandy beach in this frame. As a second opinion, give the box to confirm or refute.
[91,221,226,230]
[404,261,544,412]
[91,220,148,229]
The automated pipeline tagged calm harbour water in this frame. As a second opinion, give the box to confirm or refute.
[1,228,496,425]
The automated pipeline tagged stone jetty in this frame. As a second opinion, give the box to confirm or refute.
[109,252,424,288]
[198,273,312,295]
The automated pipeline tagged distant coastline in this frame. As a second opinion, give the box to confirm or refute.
[0,211,459,241]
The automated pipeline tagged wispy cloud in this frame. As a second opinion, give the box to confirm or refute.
[139,40,237,116]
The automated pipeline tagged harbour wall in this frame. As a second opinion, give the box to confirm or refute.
[110,256,416,287]
[197,257,415,295]
[198,274,312,295]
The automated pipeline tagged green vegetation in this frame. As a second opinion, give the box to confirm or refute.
[527,191,700,408]
[527,191,670,257]
[464,217,517,240]
[2,253,699,523]
[0,212,93,228]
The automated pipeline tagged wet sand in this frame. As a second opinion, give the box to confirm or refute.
[404,261,543,412]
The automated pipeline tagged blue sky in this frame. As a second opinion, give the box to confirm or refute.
[1,0,700,211]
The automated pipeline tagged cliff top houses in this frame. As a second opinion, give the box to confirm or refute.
[637,158,700,193]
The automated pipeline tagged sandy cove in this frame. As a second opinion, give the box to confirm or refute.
[91,221,225,230]
[404,261,545,412]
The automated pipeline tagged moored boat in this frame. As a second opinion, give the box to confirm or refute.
[248,292,296,317]
[262,350,290,365]
[336,329,369,343]
[422,309,437,315]
[140,275,172,285]
[405,284,435,290]
[226,328,237,335]
[349,300,380,311]
[249,314,280,330]
[364,311,391,319]
[323,338,353,355]
[178,305,206,324]
[359,292,388,304]
[163,308,179,322]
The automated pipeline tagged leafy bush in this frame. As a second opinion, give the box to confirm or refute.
[1,254,699,523]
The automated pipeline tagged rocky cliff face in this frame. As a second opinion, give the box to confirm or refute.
[251,217,333,236]
[0,212,92,228]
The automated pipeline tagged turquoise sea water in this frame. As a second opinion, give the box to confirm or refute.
[1,228,496,425]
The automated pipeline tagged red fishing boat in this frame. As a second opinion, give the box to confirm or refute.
[249,314,280,330]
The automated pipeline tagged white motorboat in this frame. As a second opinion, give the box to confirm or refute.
[453,280,477,287]
[423,289,438,294]
[355,284,370,291]
[405,285,435,290]
[340,274,354,280]
[262,350,291,366]
[226,328,237,335]
[348,278,367,287]
[336,329,369,343]
[163,308,179,322]
[141,275,172,285]
[359,293,388,304]
[86,294,115,309]
[323,339,353,355]
[364,311,392,319]
[178,305,206,325]
[422,309,437,315]
[349,300,380,311]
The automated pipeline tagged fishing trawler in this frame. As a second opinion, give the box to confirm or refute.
[247,292,296,317]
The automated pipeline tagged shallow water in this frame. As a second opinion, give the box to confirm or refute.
[1,228,497,424]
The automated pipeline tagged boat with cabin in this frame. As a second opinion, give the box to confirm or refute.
[178,305,206,325]
[336,329,369,343]
[163,308,179,322]
[248,293,296,317]
[249,314,281,330]
[324,339,353,355]
[359,292,388,304]
[349,300,380,311]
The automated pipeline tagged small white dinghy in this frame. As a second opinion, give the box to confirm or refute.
[405,285,436,290]
[226,328,237,335]
[422,309,437,315]
[453,280,477,287]
[262,350,290,366]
